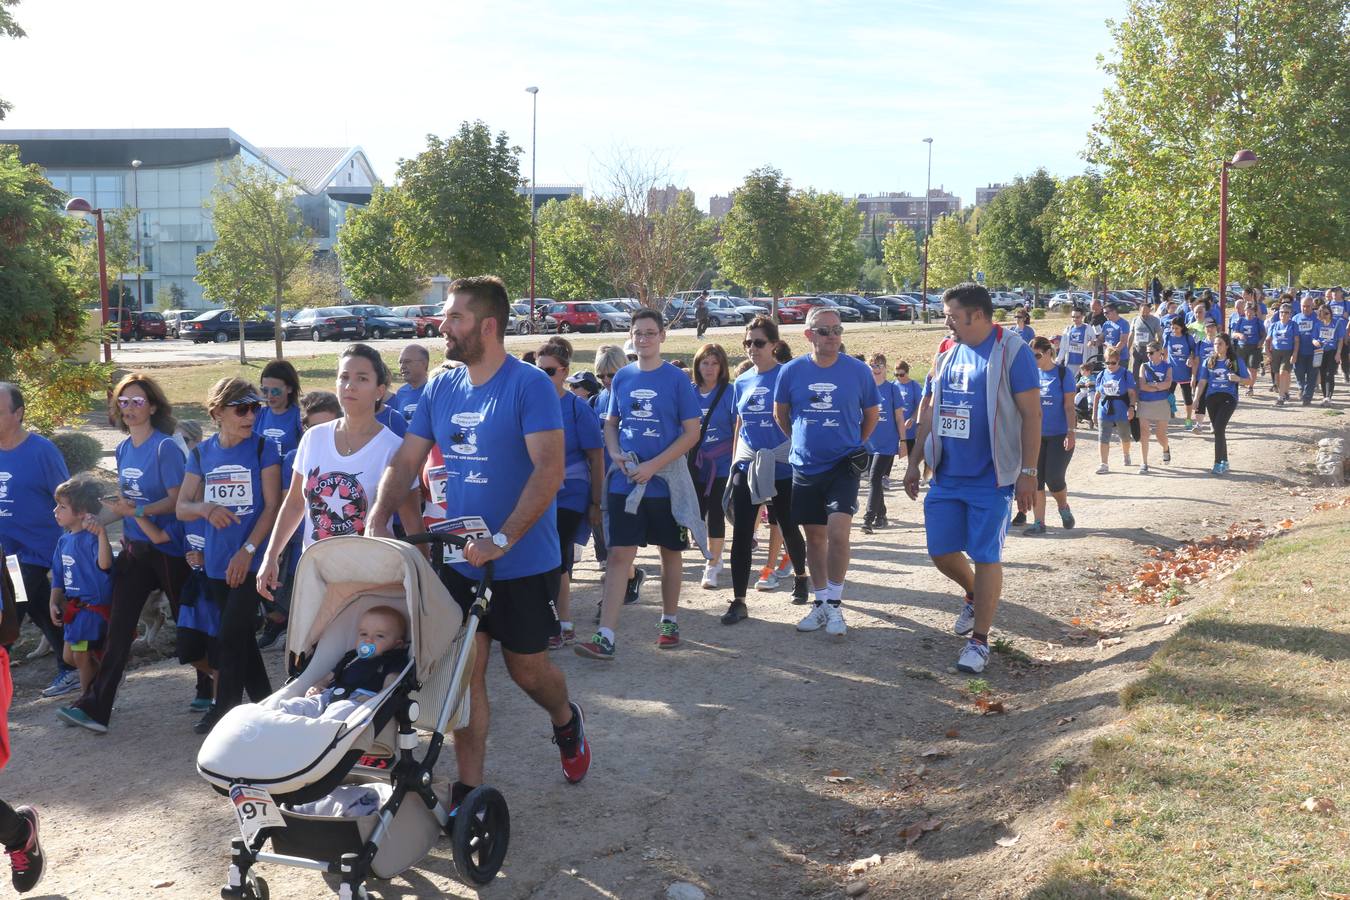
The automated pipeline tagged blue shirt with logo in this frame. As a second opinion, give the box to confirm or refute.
[1267,318,1297,351]
[558,390,603,513]
[1313,319,1346,351]
[865,380,903,455]
[0,433,69,567]
[1197,355,1250,398]
[1094,368,1137,422]
[254,404,302,458]
[185,434,280,580]
[733,366,791,480]
[774,354,880,475]
[1228,314,1265,348]
[605,362,702,498]
[1165,332,1197,381]
[1293,313,1318,355]
[897,380,922,441]
[1012,324,1035,345]
[696,383,737,478]
[392,383,426,423]
[1100,317,1130,353]
[116,431,187,556]
[1061,323,1094,366]
[51,530,111,604]
[1138,361,1172,402]
[409,356,563,580]
[1037,365,1076,436]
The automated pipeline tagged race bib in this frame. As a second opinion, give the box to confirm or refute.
[205,467,254,508]
[937,405,970,439]
[4,555,26,605]
[426,465,448,506]
[429,515,491,564]
[230,785,286,842]
[1103,380,1121,397]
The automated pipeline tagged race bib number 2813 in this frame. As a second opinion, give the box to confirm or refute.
[937,405,970,439]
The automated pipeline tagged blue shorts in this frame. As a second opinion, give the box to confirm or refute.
[923,481,1014,564]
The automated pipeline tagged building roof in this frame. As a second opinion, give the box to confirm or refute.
[256,146,369,194]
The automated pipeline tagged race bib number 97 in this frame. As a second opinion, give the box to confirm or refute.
[937,405,970,439]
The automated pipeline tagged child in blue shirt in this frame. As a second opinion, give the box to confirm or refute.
[48,477,112,695]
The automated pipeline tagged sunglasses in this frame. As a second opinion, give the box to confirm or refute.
[812,325,844,337]
[261,386,285,397]
[870,363,884,370]
[229,402,262,417]
[743,338,769,349]
[599,372,614,381]
[538,365,559,377]
[116,396,148,409]
[1106,361,1121,367]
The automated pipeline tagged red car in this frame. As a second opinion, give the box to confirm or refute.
[391,304,443,338]
[107,309,168,340]
[751,298,806,325]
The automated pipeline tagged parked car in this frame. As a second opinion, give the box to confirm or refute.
[665,296,745,328]
[989,291,1024,311]
[286,306,365,342]
[542,301,632,334]
[745,298,803,325]
[162,309,197,338]
[108,309,169,341]
[339,304,417,340]
[870,295,918,321]
[821,293,882,321]
[778,295,862,324]
[1048,291,1093,312]
[183,309,277,344]
[509,301,559,334]
[390,304,444,337]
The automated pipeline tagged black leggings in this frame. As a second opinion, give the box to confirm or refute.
[729,471,805,599]
[863,453,894,523]
[0,799,29,850]
[694,474,728,540]
[1320,351,1340,398]
[1169,380,1194,408]
[1205,392,1237,464]
[210,577,272,713]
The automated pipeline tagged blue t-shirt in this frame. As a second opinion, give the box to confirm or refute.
[558,391,603,513]
[1292,313,1318,355]
[1267,319,1297,351]
[605,362,702,498]
[1313,320,1345,351]
[696,383,737,478]
[409,356,563,580]
[897,380,922,441]
[1159,312,1179,332]
[1228,314,1265,348]
[733,366,791,481]
[254,405,302,458]
[1194,339,1216,375]
[52,530,111,604]
[116,431,187,556]
[1100,317,1130,352]
[1061,323,1094,366]
[1012,324,1035,344]
[1197,355,1250,398]
[186,434,281,580]
[1328,298,1348,321]
[1138,361,1172,402]
[774,354,880,475]
[392,382,426,423]
[1095,368,1137,422]
[865,380,904,455]
[1165,332,1196,380]
[0,433,69,567]
[375,403,409,437]
[1037,365,1076,436]
[932,331,1039,489]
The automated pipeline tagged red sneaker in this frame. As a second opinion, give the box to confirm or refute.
[552,702,590,784]
[656,620,681,649]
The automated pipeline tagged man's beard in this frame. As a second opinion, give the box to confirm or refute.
[446,331,485,365]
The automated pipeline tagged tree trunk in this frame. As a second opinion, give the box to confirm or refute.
[274,284,285,359]
[238,327,246,366]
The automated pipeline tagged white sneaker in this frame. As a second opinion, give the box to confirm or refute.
[954,601,976,636]
[956,640,990,674]
[1095,464,1110,475]
[796,603,828,632]
[824,604,847,636]
[755,569,779,591]
[1192,422,1208,434]
[25,635,52,660]
[1123,454,1133,467]
[1138,463,1150,474]
[700,565,721,590]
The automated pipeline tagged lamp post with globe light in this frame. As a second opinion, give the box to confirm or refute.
[65,197,111,363]
[526,85,539,329]
[921,137,934,324]
[1217,149,1258,321]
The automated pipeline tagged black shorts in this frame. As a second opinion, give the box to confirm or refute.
[1037,434,1074,493]
[556,506,585,575]
[607,493,688,551]
[176,628,220,668]
[439,567,560,655]
[791,461,862,525]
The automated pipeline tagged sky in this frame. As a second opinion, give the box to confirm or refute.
[0,0,1122,211]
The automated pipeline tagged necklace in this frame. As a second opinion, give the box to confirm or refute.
[336,419,378,455]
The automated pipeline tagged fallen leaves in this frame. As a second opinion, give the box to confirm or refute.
[974,697,1006,715]
[1104,521,1287,606]
[1301,796,1338,815]
[847,853,882,874]
[994,834,1020,847]
[1302,578,1316,594]
[825,769,856,784]
[900,817,942,847]
[944,727,961,738]
[920,748,950,759]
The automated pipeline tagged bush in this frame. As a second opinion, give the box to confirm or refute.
[50,432,103,473]
[993,309,1008,322]
[1031,307,1047,320]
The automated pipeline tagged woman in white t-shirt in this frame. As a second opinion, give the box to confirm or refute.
[256,344,423,600]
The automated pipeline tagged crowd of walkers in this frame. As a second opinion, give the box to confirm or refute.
[0,278,1344,893]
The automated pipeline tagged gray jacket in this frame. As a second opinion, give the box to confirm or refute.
[721,439,789,526]
[615,451,710,559]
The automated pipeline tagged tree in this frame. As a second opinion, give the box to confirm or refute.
[336,185,424,303]
[198,158,314,359]
[536,197,618,301]
[397,121,530,278]
[977,169,1057,292]
[1043,172,1112,288]
[717,167,823,311]
[286,258,343,311]
[1298,259,1350,287]
[882,225,921,290]
[794,191,864,292]
[926,214,975,288]
[0,1,24,120]
[858,258,890,293]
[101,206,140,311]
[1083,0,1350,283]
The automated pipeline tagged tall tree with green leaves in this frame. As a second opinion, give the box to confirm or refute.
[336,185,423,303]
[1043,172,1112,288]
[717,167,823,312]
[795,191,864,292]
[926,214,975,288]
[976,169,1057,292]
[1084,0,1350,283]
[0,0,25,120]
[536,197,618,302]
[197,158,313,359]
[397,121,530,279]
[882,225,921,290]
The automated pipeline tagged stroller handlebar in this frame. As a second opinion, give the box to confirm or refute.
[402,530,467,549]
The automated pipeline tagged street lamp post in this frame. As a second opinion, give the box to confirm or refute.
[131,159,143,314]
[526,85,539,330]
[1217,149,1258,322]
[921,137,933,324]
[66,197,111,363]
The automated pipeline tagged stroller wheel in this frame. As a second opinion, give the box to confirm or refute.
[233,873,267,900]
[451,786,511,885]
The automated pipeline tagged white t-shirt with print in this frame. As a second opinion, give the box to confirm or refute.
[291,420,405,549]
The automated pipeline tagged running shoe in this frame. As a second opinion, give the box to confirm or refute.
[860,522,874,534]
[56,706,107,734]
[796,603,828,632]
[40,669,79,699]
[552,701,591,785]
[875,517,889,528]
[7,806,43,893]
[1059,507,1076,530]
[575,633,615,661]
[656,620,681,649]
[194,705,223,735]
[1162,450,1171,463]
[700,565,721,590]
[956,640,990,674]
[1184,418,1194,429]
[189,697,212,712]
[1276,396,1286,407]
[623,568,646,605]
[1123,453,1133,466]
[954,601,976,636]
[791,577,811,606]
[1095,464,1110,475]
[1192,422,1208,434]
[1218,460,1230,474]
[1010,511,1027,526]
[1211,462,1224,475]
[547,626,576,650]
[1023,522,1047,536]
[824,604,847,636]
[257,618,287,651]
[1139,463,1150,474]
[773,554,792,579]
[755,567,779,591]
[720,599,748,625]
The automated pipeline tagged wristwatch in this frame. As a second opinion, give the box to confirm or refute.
[491,532,511,551]
[1020,467,1038,478]
[134,503,146,518]
[243,542,257,555]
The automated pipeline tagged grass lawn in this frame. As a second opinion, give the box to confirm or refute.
[1032,504,1350,899]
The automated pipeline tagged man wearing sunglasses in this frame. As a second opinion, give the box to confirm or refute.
[903,284,1041,675]
[773,307,880,637]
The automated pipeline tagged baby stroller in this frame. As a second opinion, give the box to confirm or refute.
[197,533,507,899]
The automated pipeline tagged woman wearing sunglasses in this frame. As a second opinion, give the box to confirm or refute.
[1093,348,1137,474]
[60,374,191,734]
[177,378,282,733]
[1194,332,1254,474]
[254,359,303,457]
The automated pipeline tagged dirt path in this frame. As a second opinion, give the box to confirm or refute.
[6,391,1345,899]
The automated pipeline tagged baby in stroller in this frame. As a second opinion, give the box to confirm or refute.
[1075,360,1102,427]
[279,606,409,721]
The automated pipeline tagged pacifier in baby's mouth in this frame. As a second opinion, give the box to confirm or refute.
[357,642,378,659]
